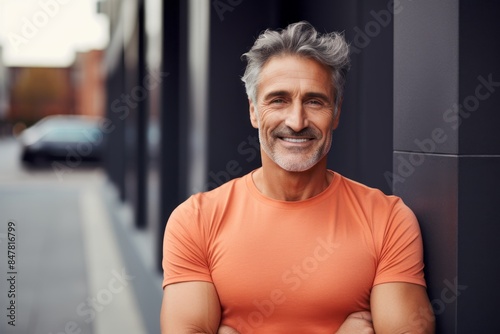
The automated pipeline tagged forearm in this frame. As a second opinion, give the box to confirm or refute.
[335,311,374,333]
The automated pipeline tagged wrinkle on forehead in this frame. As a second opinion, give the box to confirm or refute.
[257,55,334,103]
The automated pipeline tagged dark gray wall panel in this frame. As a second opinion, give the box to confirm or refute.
[458,2,500,155]
[457,157,500,333]
[394,0,459,154]
[328,0,394,194]
[393,152,458,334]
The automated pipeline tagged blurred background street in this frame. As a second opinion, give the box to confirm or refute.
[0,137,162,334]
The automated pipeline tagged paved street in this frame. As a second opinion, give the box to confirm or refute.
[0,137,162,334]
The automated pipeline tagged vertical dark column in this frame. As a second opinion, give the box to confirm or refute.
[456,2,500,332]
[105,49,127,201]
[394,1,459,332]
[157,0,184,271]
[394,1,500,332]
[135,0,147,228]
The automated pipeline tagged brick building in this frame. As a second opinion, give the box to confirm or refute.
[6,49,104,127]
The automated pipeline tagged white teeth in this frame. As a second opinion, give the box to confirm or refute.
[282,138,308,143]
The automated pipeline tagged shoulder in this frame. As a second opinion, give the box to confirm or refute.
[193,173,248,209]
[168,173,250,226]
[333,172,417,229]
[335,172,403,209]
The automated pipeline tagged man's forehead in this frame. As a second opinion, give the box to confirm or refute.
[257,55,334,99]
[260,54,330,74]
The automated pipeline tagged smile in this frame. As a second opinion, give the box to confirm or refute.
[281,137,311,143]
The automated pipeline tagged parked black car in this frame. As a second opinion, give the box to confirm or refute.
[19,115,105,167]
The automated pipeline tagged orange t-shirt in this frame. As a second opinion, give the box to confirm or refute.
[162,170,426,333]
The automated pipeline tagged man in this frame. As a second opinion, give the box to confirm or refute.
[161,21,435,333]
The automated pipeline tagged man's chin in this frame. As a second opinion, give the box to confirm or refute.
[275,159,318,173]
[262,144,328,172]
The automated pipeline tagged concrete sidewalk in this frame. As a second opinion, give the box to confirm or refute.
[81,176,163,334]
[99,174,164,334]
[0,164,162,334]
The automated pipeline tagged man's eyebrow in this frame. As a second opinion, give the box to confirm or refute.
[262,91,332,102]
[303,92,332,102]
[263,90,290,100]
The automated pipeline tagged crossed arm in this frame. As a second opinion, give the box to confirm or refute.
[160,281,435,334]
[161,282,221,334]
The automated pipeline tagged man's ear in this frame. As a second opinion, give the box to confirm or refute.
[332,99,342,130]
[249,99,259,129]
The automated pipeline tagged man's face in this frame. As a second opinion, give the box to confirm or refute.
[249,55,340,172]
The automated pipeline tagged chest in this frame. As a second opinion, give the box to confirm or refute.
[209,208,378,329]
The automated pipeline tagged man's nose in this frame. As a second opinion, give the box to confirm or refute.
[284,102,309,132]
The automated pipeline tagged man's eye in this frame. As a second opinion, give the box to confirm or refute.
[271,98,286,104]
[306,100,323,106]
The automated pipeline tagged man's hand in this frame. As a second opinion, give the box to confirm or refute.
[335,311,374,334]
[217,325,240,334]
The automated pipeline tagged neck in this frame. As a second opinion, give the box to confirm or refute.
[252,154,332,201]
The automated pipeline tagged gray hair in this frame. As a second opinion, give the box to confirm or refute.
[241,21,350,117]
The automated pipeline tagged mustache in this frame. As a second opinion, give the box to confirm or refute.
[271,126,320,139]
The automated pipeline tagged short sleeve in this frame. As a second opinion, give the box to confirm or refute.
[373,199,426,287]
[162,198,213,289]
